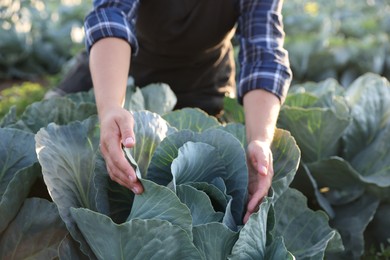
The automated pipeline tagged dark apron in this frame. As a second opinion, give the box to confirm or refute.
[130,0,239,116]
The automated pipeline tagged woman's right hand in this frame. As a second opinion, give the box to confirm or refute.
[98,106,144,194]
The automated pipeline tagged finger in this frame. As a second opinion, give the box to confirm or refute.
[101,138,142,193]
[107,161,144,194]
[118,111,136,148]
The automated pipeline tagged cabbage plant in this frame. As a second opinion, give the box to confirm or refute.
[224,73,390,259]
[0,82,341,259]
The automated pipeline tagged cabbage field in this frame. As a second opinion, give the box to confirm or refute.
[1,0,390,259]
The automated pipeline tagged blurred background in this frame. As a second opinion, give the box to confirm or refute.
[1,0,390,117]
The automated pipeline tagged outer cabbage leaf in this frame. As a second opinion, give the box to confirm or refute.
[0,198,68,260]
[228,197,272,259]
[0,106,17,127]
[66,89,96,104]
[193,223,238,260]
[140,82,177,114]
[222,96,245,124]
[0,128,38,233]
[273,188,343,260]
[8,97,97,133]
[163,108,220,132]
[70,208,202,260]
[306,157,365,205]
[343,73,390,160]
[148,129,248,225]
[278,106,350,163]
[327,194,380,260]
[0,163,40,234]
[271,129,301,200]
[123,85,145,112]
[349,123,390,187]
[127,179,193,239]
[216,123,247,147]
[35,116,105,257]
[288,78,345,97]
[58,234,89,260]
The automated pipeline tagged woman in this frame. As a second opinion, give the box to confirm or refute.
[84,0,292,223]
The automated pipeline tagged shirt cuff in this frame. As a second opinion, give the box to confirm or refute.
[84,7,138,54]
[238,59,292,104]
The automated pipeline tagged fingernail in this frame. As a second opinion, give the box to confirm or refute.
[259,166,268,175]
[123,137,135,146]
[132,187,139,194]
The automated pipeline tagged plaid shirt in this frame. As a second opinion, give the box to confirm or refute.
[84,0,292,102]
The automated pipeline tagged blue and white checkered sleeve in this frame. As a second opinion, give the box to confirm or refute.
[84,0,139,54]
[237,0,292,104]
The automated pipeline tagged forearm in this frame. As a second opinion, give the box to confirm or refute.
[243,89,281,145]
[89,38,131,117]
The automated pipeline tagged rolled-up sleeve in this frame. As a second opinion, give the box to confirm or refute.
[237,0,292,104]
[84,0,139,54]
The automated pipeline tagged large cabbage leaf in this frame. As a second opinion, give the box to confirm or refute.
[272,188,343,260]
[0,128,38,233]
[8,97,96,133]
[127,179,193,239]
[0,198,68,259]
[163,108,220,132]
[70,208,202,259]
[35,116,104,257]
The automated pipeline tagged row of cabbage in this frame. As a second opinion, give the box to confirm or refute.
[224,72,390,259]
[0,83,342,259]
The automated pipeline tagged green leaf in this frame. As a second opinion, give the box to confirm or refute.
[273,188,343,260]
[188,182,229,212]
[140,82,177,114]
[0,163,40,234]
[284,92,319,108]
[58,234,89,260]
[0,198,68,260]
[163,108,220,132]
[216,123,247,147]
[176,184,224,226]
[193,223,238,260]
[264,237,295,260]
[123,111,177,177]
[148,129,248,225]
[343,73,390,160]
[170,142,226,189]
[228,197,272,259]
[35,116,104,257]
[278,106,350,163]
[127,179,193,239]
[349,123,390,187]
[222,96,245,124]
[271,129,301,200]
[71,208,202,260]
[328,194,380,259]
[306,157,365,205]
[124,85,145,112]
[0,128,38,233]
[9,97,97,133]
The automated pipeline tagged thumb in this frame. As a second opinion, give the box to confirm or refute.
[119,112,136,148]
